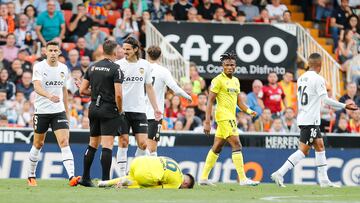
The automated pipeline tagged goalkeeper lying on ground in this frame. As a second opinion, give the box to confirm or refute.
[98,156,195,189]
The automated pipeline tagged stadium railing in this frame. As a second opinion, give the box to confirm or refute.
[145,20,190,82]
[296,23,341,98]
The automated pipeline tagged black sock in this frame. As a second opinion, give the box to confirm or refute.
[101,148,112,181]
[82,145,97,180]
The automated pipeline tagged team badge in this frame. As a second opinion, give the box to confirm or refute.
[139,68,144,75]
[60,72,65,79]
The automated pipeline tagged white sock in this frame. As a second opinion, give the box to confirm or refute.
[315,151,329,182]
[150,151,157,156]
[28,146,41,178]
[135,147,150,157]
[278,150,305,176]
[61,146,75,179]
[117,147,128,177]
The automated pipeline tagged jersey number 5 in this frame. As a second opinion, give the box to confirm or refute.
[298,86,308,106]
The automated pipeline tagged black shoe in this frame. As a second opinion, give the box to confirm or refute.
[78,178,95,187]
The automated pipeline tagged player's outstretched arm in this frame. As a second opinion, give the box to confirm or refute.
[320,94,358,110]
[204,91,216,135]
[237,93,257,117]
[165,71,192,101]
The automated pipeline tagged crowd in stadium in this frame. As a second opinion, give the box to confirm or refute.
[0,0,359,134]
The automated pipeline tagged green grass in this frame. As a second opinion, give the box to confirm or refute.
[0,179,360,203]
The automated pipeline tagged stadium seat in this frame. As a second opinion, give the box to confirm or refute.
[107,10,121,27]
[99,27,110,36]
[62,10,73,27]
[62,42,76,51]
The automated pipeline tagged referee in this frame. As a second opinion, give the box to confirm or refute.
[78,40,124,187]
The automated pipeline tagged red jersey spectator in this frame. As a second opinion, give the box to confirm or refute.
[261,72,287,116]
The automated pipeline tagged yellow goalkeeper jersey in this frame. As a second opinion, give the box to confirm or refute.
[210,72,240,122]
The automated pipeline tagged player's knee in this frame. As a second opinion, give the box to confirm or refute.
[58,139,69,148]
[34,140,44,149]
[211,146,222,154]
[118,136,129,147]
[138,141,147,150]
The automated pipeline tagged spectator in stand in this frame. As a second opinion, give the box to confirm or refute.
[340,15,360,49]
[320,85,336,132]
[254,108,272,132]
[247,79,264,118]
[14,0,31,15]
[7,2,19,30]
[212,7,228,22]
[113,8,139,45]
[179,106,202,131]
[336,0,360,7]
[84,22,107,51]
[237,111,251,132]
[1,34,18,62]
[270,117,286,133]
[16,70,33,100]
[187,7,199,22]
[338,29,358,68]
[0,68,15,100]
[173,120,184,131]
[79,55,91,74]
[0,4,9,45]
[36,0,65,46]
[33,0,61,13]
[255,8,271,23]
[195,92,207,121]
[333,116,350,133]
[282,10,292,23]
[330,0,353,50]
[173,0,192,21]
[67,68,82,94]
[12,91,25,114]
[116,44,124,60]
[184,62,205,94]
[236,11,246,24]
[223,0,237,21]
[17,100,32,127]
[278,71,297,112]
[66,49,81,71]
[122,0,148,19]
[349,54,360,85]
[339,82,360,106]
[17,49,32,71]
[138,10,150,50]
[315,0,333,26]
[85,0,107,26]
[0,49,10,70]
[8,59,23,84]
[164,9,175,22]
[165,95,184,122]
[24,5,37,32]
[149,0,168,21]
[197,0,219,21]
[68,3,93,42]
[238,0,259,22]
[79,116,90,129]
[14,14,37,49]
[180,82,198,108]
[281,107,299,133]
[265,0,288,22]
[76,37,93,59]
[0,89,11,116]
[348,109,360,133]
[0,113,8,127]
[261,72,286,117]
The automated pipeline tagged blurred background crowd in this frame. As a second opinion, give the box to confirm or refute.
[0,0,359,134]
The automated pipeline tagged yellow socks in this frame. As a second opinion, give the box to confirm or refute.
[201,150,219,180]
[232,150,247,182]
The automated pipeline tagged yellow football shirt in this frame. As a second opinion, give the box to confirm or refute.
[210,72,240,122]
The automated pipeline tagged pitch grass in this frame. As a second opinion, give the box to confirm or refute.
[0,179,360,203]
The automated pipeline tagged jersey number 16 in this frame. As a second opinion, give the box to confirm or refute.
[298,86,308,106]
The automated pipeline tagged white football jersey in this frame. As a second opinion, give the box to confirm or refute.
[32,60,69,114]
[297,71,327,126]
[115,58,152,113]
[145,63,184,119]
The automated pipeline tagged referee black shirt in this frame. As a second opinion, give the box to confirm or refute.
[84,58,124,118]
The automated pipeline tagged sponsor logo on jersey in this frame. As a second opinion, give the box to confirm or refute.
[57,119,68,123]
[139,123,148,127]
[45,81,64,86]
[227,88,237,93]
[94,67,110,72]
[139,68,144,75]
[124,76,144,82]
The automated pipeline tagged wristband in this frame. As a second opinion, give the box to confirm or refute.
[246,108,253,115]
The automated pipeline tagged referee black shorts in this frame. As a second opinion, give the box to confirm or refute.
[89,116,121,136]
[299,125,322,146]
[33,111,69,134]
[118,112,148,135]
[148,119,162,141]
